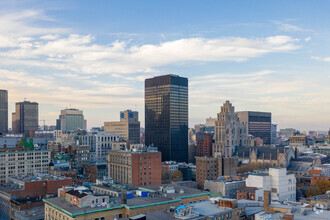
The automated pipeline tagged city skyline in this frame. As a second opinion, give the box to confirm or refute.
[0,1,329,130]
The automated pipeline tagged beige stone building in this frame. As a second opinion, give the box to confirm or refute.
[289,135,307,146]
[213,101,247,157]
[104,110,140,144]
[0,149,51,184]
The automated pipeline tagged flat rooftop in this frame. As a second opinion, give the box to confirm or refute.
[44,196,122,214]
[92,183,138,193]
[123,200,237,220]
[9,174,70,182]
[14,206,44,219]
[43,183,210,216]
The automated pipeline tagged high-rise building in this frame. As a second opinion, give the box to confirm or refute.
[56,108,87,132]
[104,110,140,144]
[12,101,38,137]
[213,101,246,157]
[145,74,188,162]
[0,89,8,133]
[237,111,272,144]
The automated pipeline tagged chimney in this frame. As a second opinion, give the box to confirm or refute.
[121,190,127,205]
[263,190,271,212]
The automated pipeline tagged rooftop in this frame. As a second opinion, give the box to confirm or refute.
[9,174,71,182]
[43,183,210,217]
[14,206,44,219]
[92,183,138,193]
[124,200,237,220]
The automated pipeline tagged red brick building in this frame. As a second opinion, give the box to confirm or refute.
[237,187,258,200]
[196,133,213,157]
[309,169,330,186]
[108,147,162,186]
[0,175,72,220]
[7,176,72,199]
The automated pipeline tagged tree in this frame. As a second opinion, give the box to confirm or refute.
[306,186,322,197]
[315,179,330,194]
[161,169,171,184]
[171,170,183,182]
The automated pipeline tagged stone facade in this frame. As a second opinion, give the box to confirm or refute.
[213,101,246,157]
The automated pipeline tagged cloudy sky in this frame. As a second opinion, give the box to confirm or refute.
[0,0,329,131]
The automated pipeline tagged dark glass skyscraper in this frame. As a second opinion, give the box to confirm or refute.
[145,75,188,162]
[12,101,39,137]
[0,90,8,133]
[237,111,271,144]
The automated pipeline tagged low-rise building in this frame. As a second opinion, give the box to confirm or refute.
[0,149,51,184]
[78,131,120,162]
[237,187,259,201]
[108,146,161,187]
[290,135,307,146]
[67,145,91,173]
[91,183,138,197]
[43,183,210,219]
[128,198,246,220]
[204,177,245,199]
[0,174,71,220]
[246,168,296,202]
[196,156,237,189]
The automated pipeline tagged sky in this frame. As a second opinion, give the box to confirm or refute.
[0,0,329,131]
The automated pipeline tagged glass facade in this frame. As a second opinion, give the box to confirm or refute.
[12,101,39,137]
[145,75,188,162]
[56,108,86,131]
[0,90,8,133]
[237,111,271,144]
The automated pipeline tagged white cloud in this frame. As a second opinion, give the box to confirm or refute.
[275,21,311,32]
[0,34,300,75]
[311,56,330,62]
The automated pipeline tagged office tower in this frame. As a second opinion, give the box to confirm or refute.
[12,101,39,137]
[0,89,8,133]
[56,108,87,132]
[108,147,161,186]
[237,111,272,144]
[213,101,246,157]
[104,110,140,144]
[145,74,188,162]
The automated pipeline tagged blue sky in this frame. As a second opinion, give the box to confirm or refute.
[0,0,329,130]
